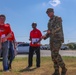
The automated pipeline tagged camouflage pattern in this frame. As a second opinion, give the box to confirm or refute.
[45,15,66,71]
[48,15,64,43]
[50,40,65,70]
[46,8,54,14]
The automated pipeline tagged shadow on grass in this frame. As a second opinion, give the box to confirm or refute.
[41,70,52,75]
[19,67,37,72]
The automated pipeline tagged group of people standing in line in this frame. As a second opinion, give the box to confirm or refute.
[0,8,67,75]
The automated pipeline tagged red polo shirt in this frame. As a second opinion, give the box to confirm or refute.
[0,32,2,38]
[0,32,1,36]
[30,28,42,47]
[0,32,1,42]
[8,31,15,41]
[0,23,12,42]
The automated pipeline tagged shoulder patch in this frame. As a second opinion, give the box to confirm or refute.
[58,17,62,22]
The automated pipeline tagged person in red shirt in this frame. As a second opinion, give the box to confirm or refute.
[0,14,12,71]
[8,31,17,70]
[0,32,2,49]
[27,22,42,68]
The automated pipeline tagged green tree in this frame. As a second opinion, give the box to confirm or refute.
[67,43,76,50]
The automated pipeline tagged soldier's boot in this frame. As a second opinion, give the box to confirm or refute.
[52,70,60,75]
[61,67,67,75]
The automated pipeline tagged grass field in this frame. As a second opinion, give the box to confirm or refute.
[0,56,76,75]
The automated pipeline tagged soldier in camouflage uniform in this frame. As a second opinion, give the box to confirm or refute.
[42,8,67,75]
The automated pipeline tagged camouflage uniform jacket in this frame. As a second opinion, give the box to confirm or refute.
[45,15,64,43]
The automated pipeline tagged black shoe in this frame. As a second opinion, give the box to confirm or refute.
[8,64,12,70]
[61,68,67,75]
[37,66,40,68]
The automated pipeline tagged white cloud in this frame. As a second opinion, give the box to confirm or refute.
[49,0,61,7]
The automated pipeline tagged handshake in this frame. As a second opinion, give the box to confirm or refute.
[41,35,46,40]
[41,30,51,40]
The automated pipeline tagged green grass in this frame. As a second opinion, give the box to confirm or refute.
[0,56,76,75]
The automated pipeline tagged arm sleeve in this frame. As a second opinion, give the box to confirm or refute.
[39,30,42,38]
[55,17,64,43]
[6,24,12,35]
[12,31,16,40]
[44,23,50,40]
[55,17,62,31]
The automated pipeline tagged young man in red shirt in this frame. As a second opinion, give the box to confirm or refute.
[0,14,12,71]
[27,22,42,68]
[8,31,17,70]
[0,32,2,49]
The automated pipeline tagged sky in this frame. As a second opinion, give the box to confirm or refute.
[0,0,76,44]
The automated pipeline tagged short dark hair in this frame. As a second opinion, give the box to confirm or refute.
[0,14,6,20]
[32,22,37,26]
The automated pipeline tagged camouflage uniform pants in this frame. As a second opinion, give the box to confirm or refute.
[50,40,65,70]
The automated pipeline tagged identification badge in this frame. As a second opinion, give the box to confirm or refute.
[32,38,40,44]
[1,34,6,38]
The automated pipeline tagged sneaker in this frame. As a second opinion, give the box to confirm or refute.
[26,66,32,69]
[3,70,10,72]
[61,68,67,75]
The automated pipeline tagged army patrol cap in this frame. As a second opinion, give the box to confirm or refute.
[46,8,54,14]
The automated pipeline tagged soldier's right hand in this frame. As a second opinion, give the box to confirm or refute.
[41,35,46,39]
[47,30,51,34]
